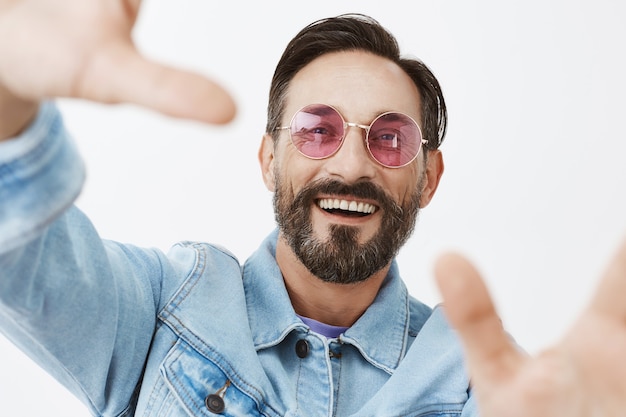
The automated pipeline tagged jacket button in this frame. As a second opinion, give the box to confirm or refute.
[295,339,309,358]
[205,394,225,413]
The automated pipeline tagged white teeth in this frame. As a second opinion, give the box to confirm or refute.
[318,198,376,214]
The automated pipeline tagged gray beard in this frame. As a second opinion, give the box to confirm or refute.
[273,177,422,284]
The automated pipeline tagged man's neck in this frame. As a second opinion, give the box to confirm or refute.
[275,235,390,328]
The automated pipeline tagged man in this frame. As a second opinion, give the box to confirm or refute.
[1,1,626,417]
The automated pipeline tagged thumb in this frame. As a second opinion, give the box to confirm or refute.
[435,252,523,379]
[588,237,626,320]
[79,41,236,124]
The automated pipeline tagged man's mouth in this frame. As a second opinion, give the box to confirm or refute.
[317,198,377,217]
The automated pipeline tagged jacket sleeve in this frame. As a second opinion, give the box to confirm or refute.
[0,103,168,416]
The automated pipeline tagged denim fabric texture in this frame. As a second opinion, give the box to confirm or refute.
[0,103,478,417]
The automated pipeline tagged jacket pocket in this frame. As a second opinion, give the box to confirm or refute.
[157,339,266,417]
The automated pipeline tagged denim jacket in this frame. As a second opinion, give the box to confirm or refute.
[0,103,477,417]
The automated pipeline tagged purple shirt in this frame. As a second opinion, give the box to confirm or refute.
[298,315,349,339]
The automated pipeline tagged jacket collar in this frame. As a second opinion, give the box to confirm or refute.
[242,229,410,374]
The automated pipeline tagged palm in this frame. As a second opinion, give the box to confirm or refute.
[0,0,234,123]
[436,239,626,417]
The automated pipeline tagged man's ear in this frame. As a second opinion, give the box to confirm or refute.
[419,150,444,208]
[258,133,276,192]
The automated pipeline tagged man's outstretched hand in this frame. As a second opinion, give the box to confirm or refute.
[435,239,626,416]
[0,0,236,127]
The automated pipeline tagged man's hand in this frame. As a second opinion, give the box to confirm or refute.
[0,0,235,137]
[435,239,626,416]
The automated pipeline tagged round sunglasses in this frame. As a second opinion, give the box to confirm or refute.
[276,104,427,168]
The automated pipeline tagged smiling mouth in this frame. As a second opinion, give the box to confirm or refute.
[317,198,378,217]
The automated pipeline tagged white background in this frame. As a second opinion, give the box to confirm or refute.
[1,0,625,415]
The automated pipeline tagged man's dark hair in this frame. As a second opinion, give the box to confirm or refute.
[265,13,447,151]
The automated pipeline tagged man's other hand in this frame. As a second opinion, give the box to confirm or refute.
[0,0,236,125]
[435,238,626,416]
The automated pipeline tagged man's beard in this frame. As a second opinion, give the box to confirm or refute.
[273,175,422,285]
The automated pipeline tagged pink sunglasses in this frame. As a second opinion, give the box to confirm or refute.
[277,103,427,168]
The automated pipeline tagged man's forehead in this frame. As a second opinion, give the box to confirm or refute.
[283,50,423,122]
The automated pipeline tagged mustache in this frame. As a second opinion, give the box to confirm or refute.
[294,179,399,212]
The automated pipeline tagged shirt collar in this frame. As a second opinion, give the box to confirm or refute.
[242,229,411,374]
[340,260,410,374]
[242,230,306,350]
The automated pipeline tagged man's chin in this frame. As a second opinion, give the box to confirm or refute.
[313,219,379,244]
[338,225,383,247]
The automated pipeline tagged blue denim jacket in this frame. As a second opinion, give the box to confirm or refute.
[0,103,477,417]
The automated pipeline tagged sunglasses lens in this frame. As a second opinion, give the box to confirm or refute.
[290,104,344,158]
[368,113,422,167]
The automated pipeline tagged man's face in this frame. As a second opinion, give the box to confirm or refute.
[261,51,441,284]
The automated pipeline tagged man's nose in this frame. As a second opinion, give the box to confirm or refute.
[322,125,377,182]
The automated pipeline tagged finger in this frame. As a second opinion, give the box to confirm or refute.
[79,42,236,124]
[435,252,523,379]
[122,0,142,18]
[588,237,626,320]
